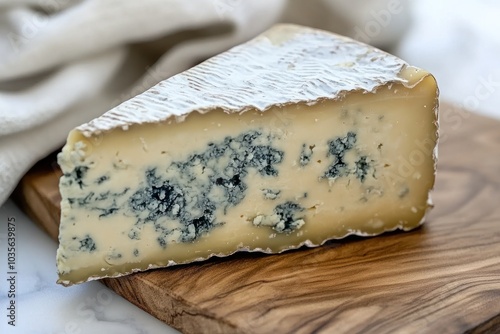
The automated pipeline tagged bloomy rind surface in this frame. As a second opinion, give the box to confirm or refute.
[75,24,410,136]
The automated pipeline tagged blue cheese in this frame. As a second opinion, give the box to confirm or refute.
[56,24,438,285]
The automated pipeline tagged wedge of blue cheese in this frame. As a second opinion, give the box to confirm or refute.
[56,24,439,285]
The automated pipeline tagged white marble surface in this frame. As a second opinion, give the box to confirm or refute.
[0,200,179,334]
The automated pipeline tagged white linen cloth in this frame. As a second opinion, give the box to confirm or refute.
[0,0,409,206]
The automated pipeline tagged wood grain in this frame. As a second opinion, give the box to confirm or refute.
[13,104,500,334]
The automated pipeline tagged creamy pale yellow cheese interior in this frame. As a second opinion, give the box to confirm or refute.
[57,68,437,285]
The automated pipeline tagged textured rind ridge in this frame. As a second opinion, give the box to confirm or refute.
[76,24,409,136]
[58,227,401,286]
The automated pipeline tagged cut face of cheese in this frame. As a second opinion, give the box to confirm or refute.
[56,24,439,285]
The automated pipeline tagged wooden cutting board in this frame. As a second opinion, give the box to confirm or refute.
[13,104,500,334]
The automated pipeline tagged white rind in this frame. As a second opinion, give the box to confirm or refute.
[76,24,409,136]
